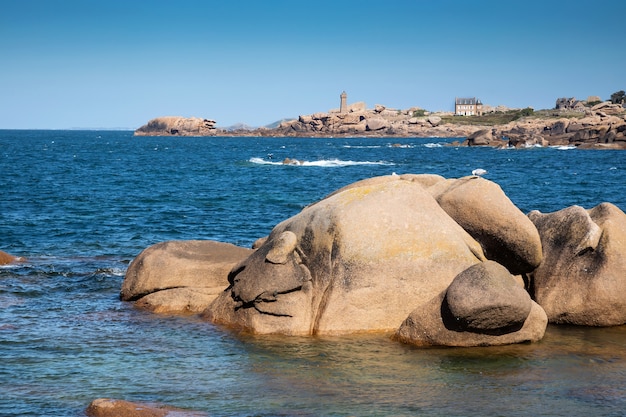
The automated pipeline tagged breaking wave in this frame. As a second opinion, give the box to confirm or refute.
[342,145,383,149]
[249,157,394,167]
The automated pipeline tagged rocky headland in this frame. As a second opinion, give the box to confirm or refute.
[134,116,217,136]
[134,101,626,149]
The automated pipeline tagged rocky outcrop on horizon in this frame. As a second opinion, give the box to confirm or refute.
[134,116,217,136]
[269,104,480,138]
[496,102,626,149]
[267,101,626,149]
[134,102,626,149]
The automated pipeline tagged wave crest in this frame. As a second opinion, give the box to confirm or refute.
[249,157,394,167]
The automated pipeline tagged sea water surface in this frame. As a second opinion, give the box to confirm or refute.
[1,130,626,416]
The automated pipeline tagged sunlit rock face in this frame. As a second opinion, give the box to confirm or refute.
[427,176,543,275]
[121,240,252,314]
[206,174,492,335]
[528,203,626,326]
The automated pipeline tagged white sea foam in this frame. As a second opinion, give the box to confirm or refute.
[387,144,415,148]
[342,145,383,149]
[95,267,126,276]
[249,157,281,165]
[551,145,577,150]
[424,143,443,148]
[249,157,394,167]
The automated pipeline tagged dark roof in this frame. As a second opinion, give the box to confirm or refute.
[455,97,480,105]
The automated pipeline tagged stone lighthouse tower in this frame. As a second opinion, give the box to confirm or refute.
[340,91,347,114]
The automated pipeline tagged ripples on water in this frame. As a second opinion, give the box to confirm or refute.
[1,130,625,416]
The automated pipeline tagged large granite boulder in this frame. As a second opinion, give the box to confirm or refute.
[121,240,252,314]
[427,176,543,275]
[394,261,547,347]
[205,175,489,335]
[446,261,533,332]
[366,117,390,131]
[527,203,626,326]
[466,129,495,146]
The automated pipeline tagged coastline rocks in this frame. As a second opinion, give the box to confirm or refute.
[266,103,625,148]
[121,240,252,314]
[269,108,487,138]
[132,101,625,149]
[465,129,502,147]
[500,113,626,149]
[205,175,486,335]
[428,176,543,275]
[395,261,547,347]
[527,203,626,326]
[134,116,217,136]
[366,117,390,131]
[86,398,206,417]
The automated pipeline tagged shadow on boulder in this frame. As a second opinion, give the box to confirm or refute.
[395,261,547,347]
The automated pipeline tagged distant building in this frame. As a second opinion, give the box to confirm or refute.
[555,97,586,112]
[455,97,483,116]
[340,91,347,114]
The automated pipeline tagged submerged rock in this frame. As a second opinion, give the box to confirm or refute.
[0,250,24,265]
[86,398,206,417]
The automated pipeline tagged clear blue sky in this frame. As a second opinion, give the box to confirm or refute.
[1,0,624,129]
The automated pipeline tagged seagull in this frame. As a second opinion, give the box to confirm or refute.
[472,168,488,176]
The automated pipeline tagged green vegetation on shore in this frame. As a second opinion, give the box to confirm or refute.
[439,108,586,126]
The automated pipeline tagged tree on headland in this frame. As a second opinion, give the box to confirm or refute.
[610,90,625,104]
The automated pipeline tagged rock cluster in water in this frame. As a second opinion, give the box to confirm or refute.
[121,174,626,348]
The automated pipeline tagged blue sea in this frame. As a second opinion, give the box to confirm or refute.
[1,130,626,417]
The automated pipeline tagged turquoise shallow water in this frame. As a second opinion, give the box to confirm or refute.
[1,130,625,416]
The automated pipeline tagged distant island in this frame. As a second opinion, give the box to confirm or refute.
[134,93,626,149]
